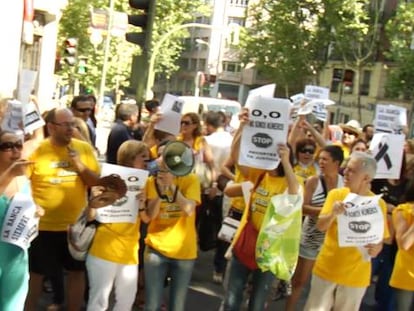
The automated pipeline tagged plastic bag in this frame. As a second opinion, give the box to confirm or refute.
[256,190,303,280]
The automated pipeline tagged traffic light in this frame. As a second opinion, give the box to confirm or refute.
[63,38,78,66]
[77,57,87,75]
[125,0,156,49]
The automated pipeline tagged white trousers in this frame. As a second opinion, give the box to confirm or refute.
[304,274,367,311]
[86,254,138,311]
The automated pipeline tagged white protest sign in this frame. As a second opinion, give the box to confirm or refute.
[337,193,384,247]
[239,96,290,170]
[1,193,39,250]
[96,163,149,223]
[17,69,37,104]
[309,99,334,122]
[1,100,24,138]
[24,102,45,133]
[304,85,330,100]
[154,93,184,136]
[374,104,407,134]
[369,133,405,179]
[248,84,276,99]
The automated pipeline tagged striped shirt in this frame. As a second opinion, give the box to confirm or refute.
[300,174,344,251]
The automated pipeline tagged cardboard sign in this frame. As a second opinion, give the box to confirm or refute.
[239,96,290,170]
[154,93,184,136]
[369,133,405,179]
[1,193,39,250]
[374,104,407,134]
[95,164,149,223]
[337,193,384,247]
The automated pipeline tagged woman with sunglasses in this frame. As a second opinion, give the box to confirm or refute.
[285,145,344,311]
[293,138,319,180]
[0,130,43,311]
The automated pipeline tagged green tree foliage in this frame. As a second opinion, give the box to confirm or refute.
[385,2,414,100]
[240,0,331,97]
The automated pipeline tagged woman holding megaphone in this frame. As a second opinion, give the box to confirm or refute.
[143,140,201,311]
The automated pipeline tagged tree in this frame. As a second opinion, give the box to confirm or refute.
[240,0,331,97]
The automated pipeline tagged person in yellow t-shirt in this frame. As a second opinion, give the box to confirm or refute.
[25,108,100,311]
[304,152,389,311]
[86,141,151,311]
[143,142,201,311]
[390,201,414,310]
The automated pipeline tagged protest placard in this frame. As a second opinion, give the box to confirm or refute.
[369,133,405,179]
[304,85,330,100]
[154,93,184,136]
[373,104,407,134]
[24,102,45,133]
[96,163,149,223]
[247,84,276,100]
[1,99,24,138]
[337,193,384,247]
[1,192,39,250]
[239,96,290,170]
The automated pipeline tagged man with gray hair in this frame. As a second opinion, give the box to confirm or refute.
[304,152,389,311]
[106,103,139,164]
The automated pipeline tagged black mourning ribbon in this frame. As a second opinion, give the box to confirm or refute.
[375,142,392,169]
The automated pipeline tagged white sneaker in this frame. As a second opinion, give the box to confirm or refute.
[213,272,223,283]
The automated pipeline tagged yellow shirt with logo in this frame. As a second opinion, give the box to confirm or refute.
[230,166,263,213]
[313,187,389,288]
[293,163,318,180]
[145,173,201,259]
[27,138,100,231]
[390,203,414,291]
[89,218,141,265]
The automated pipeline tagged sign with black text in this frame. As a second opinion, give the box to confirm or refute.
[337,193,384,247]
[154,93,184,136]
[96,163,149,223]
[239,96,290,170]
[374,104,407,134]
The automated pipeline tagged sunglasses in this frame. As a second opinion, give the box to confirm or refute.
[75,107,92,113]
[180,120,193,126]
[0,141,23,152]
[299,148,315,154]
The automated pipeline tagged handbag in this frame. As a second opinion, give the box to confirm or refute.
[67,210,97,261]
[231,173,266,270]
[197,195,222,251]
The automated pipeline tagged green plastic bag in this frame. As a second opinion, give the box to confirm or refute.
[256,190,303,280]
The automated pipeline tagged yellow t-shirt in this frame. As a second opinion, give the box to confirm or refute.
[89,218,141,265]
[334,142,350,159]
[176,135,204,153]
[27,138,100,231]
[293,163,318,179]
[145,173,201,259]
[390,203,414,291]
[313,187,389,287]
[230,166,263,213]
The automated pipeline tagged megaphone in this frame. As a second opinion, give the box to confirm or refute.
[162,141,195,176]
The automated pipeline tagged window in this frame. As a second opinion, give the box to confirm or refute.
[197,59,206,71]
[331,68,343,93]
[223,61,241,73]
[228,16,245,27]
[330,68,354,94]
[360,70,371,96]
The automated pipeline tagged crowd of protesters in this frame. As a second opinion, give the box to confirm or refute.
[0,91,413,311]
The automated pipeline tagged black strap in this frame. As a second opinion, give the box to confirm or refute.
[319,175,328,198]
[155,181,179,203]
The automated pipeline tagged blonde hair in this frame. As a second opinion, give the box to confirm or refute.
[73,117,92,144]
[117,140,149,167]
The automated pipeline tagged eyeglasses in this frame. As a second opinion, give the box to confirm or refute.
[52,122,76,128]
[180,120,193,126]
[75,107,92,113]
[299,148,315,155]
[0,141,23,152]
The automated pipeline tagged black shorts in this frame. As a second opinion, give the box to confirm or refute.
[29,231,85,275]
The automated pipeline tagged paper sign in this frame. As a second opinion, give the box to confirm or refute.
[369,133,405,179]
[248,84,276,100]
[337,193,384,247]
[95,163,149,223]
[154,93,184,136]
[1,100,24,138]
[1,193,39,250]
[374,104,407,134]
[239,96,290,170]
[309,99,334,121]
[304,85,330,100]
[290,93,305,107]
[24,102,45,133]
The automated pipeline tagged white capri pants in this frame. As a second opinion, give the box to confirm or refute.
[86,254,138,311]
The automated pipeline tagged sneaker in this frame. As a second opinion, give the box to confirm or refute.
[213,272,223,284]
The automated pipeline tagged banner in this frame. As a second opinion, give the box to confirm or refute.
[337,193,384,247]
[154,93,184,136]
[369,133,405,179]
[373,104,407,134]
[239,96,290,170]
[96,163,149,223]
[1,193,39,250]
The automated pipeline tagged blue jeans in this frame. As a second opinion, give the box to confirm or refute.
[222,256,274,311]
[144,248,195,311]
